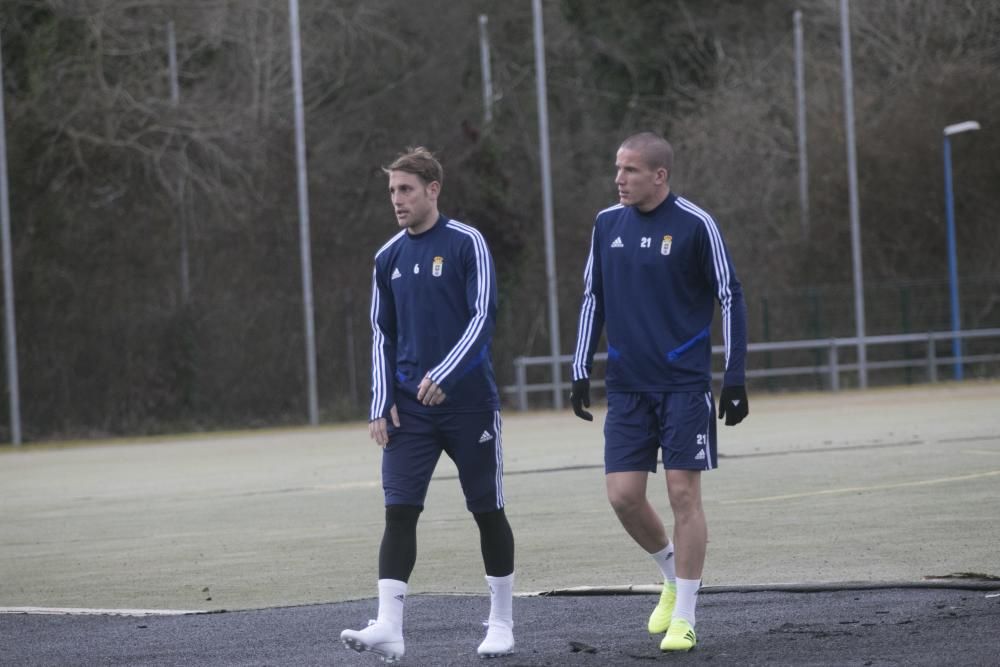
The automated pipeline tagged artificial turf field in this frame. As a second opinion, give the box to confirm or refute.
[3,382,999,664]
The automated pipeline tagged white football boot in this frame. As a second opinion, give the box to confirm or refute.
[477,620,515,658]
[340,620,404,663]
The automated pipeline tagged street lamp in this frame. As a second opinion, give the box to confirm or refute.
[942,120,981,381]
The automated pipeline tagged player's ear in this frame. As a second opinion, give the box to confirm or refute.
[427,180,441,199]
[658,167,669,185]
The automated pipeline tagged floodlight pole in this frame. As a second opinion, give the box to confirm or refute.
[289,0,319,425]
[478,15,494,125]
[942,120,981,381]
[793,9,809,240]
[532,0,562,410]
[0,31,22,445]
[167,21,190,304]
[839,0,867,388]
[167,21,180,106]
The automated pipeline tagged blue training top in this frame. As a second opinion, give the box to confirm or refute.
[572,192,748,392]
[370,215,499,420]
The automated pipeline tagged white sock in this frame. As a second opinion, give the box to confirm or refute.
[485,573,514,629]
[673,577,700,626]
[650,542,676,584]
[376,578,408,631]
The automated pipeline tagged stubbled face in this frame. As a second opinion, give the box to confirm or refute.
[389,170,439,234]
[615,147,667,212]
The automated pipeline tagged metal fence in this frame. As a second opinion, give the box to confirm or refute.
[504,327,1000,411]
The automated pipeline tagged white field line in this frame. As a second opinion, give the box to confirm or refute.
[314,480,379,491]
[0,607,207,617]
[720,469,1000,504]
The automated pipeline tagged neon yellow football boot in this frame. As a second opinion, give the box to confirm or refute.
[660,618,697,652]
[646,582,676,634]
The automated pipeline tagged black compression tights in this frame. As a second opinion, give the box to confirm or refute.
[473,508,515,577]
[378,504,422,582]
[378,505,515,581]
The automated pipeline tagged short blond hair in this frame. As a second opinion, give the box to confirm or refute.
[383,146,443,186]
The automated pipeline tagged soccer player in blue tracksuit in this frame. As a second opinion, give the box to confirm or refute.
[341,147,515,662]
[570,132,749,652]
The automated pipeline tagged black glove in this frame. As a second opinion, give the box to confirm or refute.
[570,378,593,422]
[718,385,749,426]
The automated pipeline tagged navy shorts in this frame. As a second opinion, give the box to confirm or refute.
[604,391,717,473]
[382,409,505,513]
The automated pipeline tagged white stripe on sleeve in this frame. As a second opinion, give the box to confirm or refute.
[677,197,733,371]
[428,221,491,383]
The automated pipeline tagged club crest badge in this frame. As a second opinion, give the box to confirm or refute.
[661,235,673,256]
[432,256,444,277]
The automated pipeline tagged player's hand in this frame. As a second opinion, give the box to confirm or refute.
[369,404,400,447]
[417,374,446,406]
[570,378,593,422]
[718,385,749,426]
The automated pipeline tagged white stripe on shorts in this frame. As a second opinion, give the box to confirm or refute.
[703,392,715,471]
[493,410,505,508]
